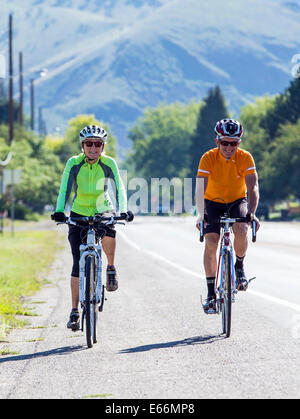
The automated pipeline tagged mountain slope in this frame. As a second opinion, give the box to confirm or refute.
[1,0,299,148]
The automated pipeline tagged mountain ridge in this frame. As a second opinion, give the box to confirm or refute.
[0,0,299,149]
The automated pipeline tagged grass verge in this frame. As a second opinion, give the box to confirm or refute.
[0,229,60,341]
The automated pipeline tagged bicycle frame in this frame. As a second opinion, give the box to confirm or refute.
[199,207,257,336]
[215,218,238,312]
[52,213,127,347]
[78,226,103,307]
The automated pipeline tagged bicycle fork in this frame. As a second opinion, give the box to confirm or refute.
[215,251,224,314]
[216,246,237,312]
[79,246,103,305]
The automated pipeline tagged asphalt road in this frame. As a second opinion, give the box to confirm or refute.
[1,217,300,399]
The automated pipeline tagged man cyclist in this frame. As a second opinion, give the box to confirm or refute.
[52,125,133,330]
[195,119,260,313]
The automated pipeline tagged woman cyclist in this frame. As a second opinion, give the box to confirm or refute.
[52,125,133,330]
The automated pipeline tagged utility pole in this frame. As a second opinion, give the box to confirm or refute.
[30,78,34,130]
[9,13,14,145]
[8,14,15,235]
[19,52,23,127]
[38,106,42,136]
[0,54,6,233]
[10,169,15,237]
[0,153,13,235]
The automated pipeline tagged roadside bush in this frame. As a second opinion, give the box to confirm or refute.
[5,203,39,221]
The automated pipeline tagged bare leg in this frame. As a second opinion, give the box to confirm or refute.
[232,222,248,258]
[102,236,118,291]
[71,276,79,309]
[102,236,116,266]
[232,223,249,290]
[204,233,220,277]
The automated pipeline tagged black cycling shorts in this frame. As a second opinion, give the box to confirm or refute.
[204,198,248,236]
[68,211,116,277]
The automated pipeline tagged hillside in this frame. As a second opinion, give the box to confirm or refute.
[1,0,300,149]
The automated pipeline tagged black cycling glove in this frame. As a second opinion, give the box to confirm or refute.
[121,210,134,222]
[51,212,66,222]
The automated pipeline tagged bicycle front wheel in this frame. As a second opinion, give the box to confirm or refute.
[85,255,97,348]
[222,249,232,338]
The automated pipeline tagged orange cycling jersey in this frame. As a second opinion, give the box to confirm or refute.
[197,147,256,203]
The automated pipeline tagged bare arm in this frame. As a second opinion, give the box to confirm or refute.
[195,176,208,227]
[245,173,259,215]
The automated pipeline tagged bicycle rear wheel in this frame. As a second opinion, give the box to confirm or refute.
[222,249,232,338]
[85,255,97,348]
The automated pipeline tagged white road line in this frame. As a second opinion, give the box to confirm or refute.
[246,290,300,312]
[119,230,300,313]
[119,230,203,279]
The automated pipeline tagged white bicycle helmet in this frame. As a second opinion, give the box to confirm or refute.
[214,119,243,139]
[79,125,108,144]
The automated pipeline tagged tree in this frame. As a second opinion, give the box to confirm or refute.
[261,77,300,139]
[127,101,200,180]
[240,96,276,166]
[57,114,117,163]
[259,119,300,202]
[0,114,120,216]
[0,98,19,125]
[239,93,300,203]
[189,86,228,179]
[0,126,63,214]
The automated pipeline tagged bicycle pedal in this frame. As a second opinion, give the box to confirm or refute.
[206,308,217,315]
[201,295,217,314]
[71,325,80,332]
[202,304,217,314]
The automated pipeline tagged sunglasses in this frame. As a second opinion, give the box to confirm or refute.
[219,140,240,147]
[84,141,103,148]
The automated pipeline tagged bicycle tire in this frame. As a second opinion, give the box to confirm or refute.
[222,249,232,337]
[85,255,97,348]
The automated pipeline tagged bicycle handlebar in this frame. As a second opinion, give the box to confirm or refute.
[199,215,257,243]
[51,214,127,227]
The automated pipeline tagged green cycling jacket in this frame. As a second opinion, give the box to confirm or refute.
[56,153,127,216]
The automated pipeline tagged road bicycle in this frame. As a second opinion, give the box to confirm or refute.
[52,214,127,348]
[199,214,257,337]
